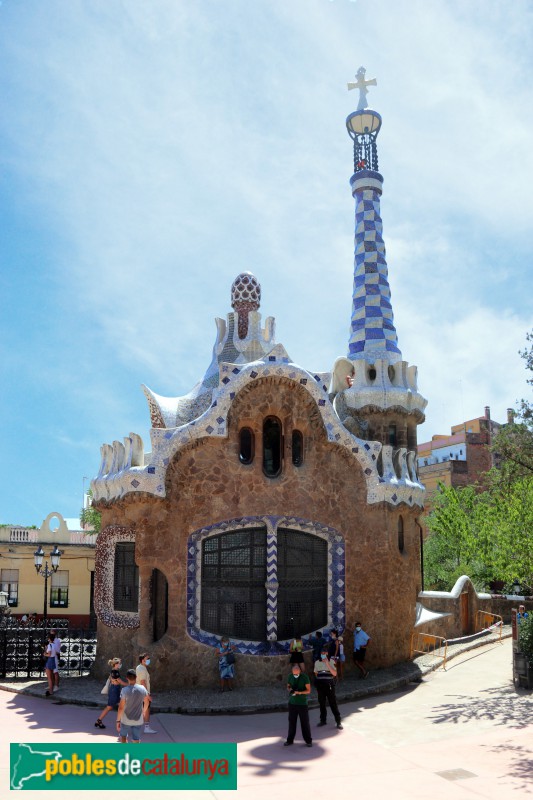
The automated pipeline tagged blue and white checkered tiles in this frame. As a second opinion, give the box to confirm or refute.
[348,187,401,361]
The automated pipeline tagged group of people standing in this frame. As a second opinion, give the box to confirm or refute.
[285,623,371,747]
[95,652,157,742]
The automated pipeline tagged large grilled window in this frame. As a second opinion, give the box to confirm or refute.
[201,529,267,640]
[276,529,328,639]
[200,527,328,643]
[114,543,139,612]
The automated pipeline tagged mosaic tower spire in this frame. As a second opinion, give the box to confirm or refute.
[346,69,401,364]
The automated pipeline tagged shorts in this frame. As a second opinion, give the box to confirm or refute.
[45,657,57,671]
[353,649,366,664]
[120,723,142,742]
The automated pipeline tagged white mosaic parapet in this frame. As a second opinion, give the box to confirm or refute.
[141,309,277,431]
[330,355,427,418]
[91,347,425,508]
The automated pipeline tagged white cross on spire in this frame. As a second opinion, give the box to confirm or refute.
[347,66,377,111]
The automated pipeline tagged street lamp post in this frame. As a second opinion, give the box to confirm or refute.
[34,545,61,625]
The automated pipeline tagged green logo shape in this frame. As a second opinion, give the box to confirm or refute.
[10,743,237,790]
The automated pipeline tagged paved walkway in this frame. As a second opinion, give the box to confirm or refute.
[2,631,532,798]
[0,628,509,714]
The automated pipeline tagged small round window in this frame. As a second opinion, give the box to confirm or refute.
[398,516,405,553]
[292,430,304,467]
[263,417,283,477]
[239,427,255,465]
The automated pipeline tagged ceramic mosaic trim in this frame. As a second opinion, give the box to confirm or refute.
[186,515,345,656]
[92,349,425,508]
[94,525,140,629]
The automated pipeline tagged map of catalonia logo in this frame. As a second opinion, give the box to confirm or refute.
[10,743,237,790]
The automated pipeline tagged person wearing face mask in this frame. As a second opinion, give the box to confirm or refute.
[94,657,128,729]
[314,646,343,729]
[136,653,157,734]
[284,662,312,747]
[353,622,371,678]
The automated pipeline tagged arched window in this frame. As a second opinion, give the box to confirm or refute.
[398,516,405,553]
[239,427,255,464]
[263,416,283,477]
[292,430,304,467]
[199,526,329,643]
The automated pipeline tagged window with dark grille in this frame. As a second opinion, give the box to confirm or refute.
[292,430,304,467]
[0,569,19,606]
[276,529,328,639]
[263,416,283,477]
[239,427,255,464]
[201,528,267,640]
[114,542,139,611]
[50,570,69,607]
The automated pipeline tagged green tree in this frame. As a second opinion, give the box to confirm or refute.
[80,488,101,534]
[491,329,533,482]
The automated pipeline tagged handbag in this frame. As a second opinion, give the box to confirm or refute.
[225,652,235,665]
[100,677,110,695]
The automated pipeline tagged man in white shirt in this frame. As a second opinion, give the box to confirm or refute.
[136,652,156,734]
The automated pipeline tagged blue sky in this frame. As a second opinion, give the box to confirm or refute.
[1,0,531,526]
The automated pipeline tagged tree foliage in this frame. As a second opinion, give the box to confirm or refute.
[424,330,533,591]
[79,488,101,534]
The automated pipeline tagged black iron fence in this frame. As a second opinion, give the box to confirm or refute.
[0,626,97,680]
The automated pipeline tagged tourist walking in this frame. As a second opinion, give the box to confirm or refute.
[43,632,57,697]
[353,621,371,678]
[216,637,236,692]
[314,645,343,729]
[95,657,127,729]
[136,653,157,733]
[49,628,61,692]
[327,628,340,663]
[116,669,149,743]
[284,662,312,747]
[309,630,326,664]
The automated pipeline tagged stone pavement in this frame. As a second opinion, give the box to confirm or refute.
[0,627,510,714]
[2,628,531,799]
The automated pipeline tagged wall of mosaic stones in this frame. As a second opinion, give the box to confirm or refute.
[93,378,423,689]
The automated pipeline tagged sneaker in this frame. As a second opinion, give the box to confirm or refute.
[317,721,327,727]
[363,671,369,679]
[305,742,313,747]
[53,686,60,693]
[336,723,343,729]
[283,741,293,746]
[144,726,157,734]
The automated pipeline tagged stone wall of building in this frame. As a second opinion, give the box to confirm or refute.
[94,378,423,688]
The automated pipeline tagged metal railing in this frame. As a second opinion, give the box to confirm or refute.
[0,628,97,679]
[474,610,503,642]
[410,631,447,670]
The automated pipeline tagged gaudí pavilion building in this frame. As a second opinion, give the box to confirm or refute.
[91,70,428,688]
